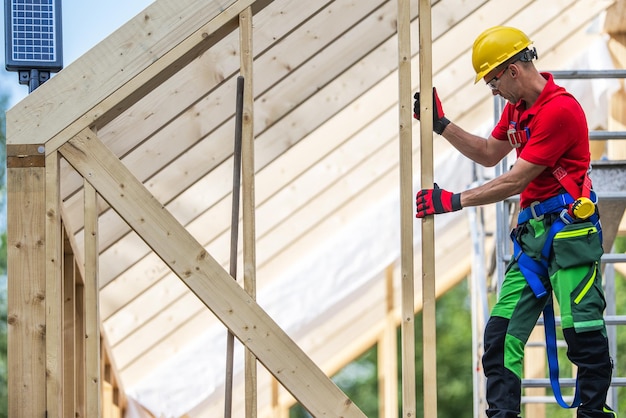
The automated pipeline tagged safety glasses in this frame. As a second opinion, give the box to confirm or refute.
[486,65,509,90]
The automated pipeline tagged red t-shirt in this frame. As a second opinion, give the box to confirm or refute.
[491,73,590,208]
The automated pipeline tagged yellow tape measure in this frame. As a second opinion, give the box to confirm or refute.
[571,197,595,220]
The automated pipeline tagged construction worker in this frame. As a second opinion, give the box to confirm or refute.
[413,26,616,418]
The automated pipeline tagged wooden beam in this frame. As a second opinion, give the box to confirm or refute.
[7,160,47,417]
[84,179,102,417]
[101,334,128,413]
[45,151,64,417]
[75,276,86,417]
[240,6,259,418]
[63,229,76,415]
[396,0,416,417]
[418,1,437,418]
[6,144,45,168]
[59,129,367,418]
[380,265,398,418]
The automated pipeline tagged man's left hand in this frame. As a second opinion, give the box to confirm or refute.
[415,183,462,218]
[413,87,450,135]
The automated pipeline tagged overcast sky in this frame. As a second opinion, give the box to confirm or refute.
[2,0,154,107]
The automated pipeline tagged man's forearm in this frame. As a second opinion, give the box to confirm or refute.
[459,176,523,208]
[440,123,495,166]
[458,159,545,208]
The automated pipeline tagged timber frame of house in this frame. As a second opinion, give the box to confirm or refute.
[5,0,626,417]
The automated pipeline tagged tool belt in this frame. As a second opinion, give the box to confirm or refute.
[518,191,599,226]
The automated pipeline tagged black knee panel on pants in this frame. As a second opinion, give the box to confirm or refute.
[483,316,508,373]
[483,317,522,418]
[563,328,613,413]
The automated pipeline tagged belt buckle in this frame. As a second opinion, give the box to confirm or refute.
[507,128,528,148]
[559,208,573,225]
[507,129,521,148]
[529,201,544,221]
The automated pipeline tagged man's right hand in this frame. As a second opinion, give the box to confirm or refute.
[413,87,450,135]
[415,183,462,218]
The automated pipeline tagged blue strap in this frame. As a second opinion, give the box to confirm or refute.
[512,238,548,298]
[589,211,603,245]
[543,300,581,408]
[512,218,583,409]
[518,193,575,224]
[541,218,565,259]
[510,218,564,299]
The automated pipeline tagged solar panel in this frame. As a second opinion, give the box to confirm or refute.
[4,0,63,72]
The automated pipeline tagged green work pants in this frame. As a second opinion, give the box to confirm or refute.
[482,216,614,418]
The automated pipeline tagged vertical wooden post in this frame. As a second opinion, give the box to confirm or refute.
[46,150,64,417]
[75,267,86,417]
[7,144,47,418]
[418,0,437,417]
[396,0,416,417]
[84,180,102,416]
[379,265,398,418]
[63,230,77,415]
[240,7,258,418]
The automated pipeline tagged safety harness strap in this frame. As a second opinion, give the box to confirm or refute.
[543,297,582,408]
[513,217,583,408]
[511,237,548,298]
[553,165,593,199]
[517,193,574,224]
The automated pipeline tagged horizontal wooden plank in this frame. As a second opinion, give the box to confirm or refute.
[6,145,45,168]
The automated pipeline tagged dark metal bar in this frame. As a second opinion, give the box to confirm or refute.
[224,75,245,418]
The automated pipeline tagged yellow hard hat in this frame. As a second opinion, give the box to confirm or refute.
[472,26,533,83]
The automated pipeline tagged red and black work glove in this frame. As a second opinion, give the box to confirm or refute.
[415,183,462,218]
[413,87,450,135]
